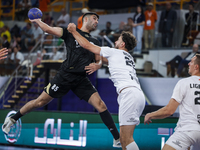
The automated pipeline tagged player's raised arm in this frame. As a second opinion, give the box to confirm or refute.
[68,23,101,55]
[0,48,8,60]
[29,19,63,37]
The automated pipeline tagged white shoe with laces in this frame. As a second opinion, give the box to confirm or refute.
[2,117,16,135]
[113,138,122,148]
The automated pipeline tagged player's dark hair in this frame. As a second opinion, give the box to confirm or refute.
[121,31,137,51]
[82,12,99,23]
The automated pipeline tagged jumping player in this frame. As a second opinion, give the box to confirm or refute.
[2,12,121,147]
[67,23,145,150]
[144,54,200,150]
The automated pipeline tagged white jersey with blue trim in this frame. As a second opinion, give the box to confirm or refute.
[100,47,141,94]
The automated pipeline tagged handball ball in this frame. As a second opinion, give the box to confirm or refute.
[28,8,43,20]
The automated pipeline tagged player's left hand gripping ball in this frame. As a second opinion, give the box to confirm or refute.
[28,8,43,20]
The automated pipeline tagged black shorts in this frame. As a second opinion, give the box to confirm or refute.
[44,72,97,102]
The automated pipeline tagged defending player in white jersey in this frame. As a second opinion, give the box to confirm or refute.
[144,54,200,150]
[67,23,145,150]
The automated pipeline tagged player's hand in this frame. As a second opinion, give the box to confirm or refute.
[67,23,76,33]
[29,18,41,23]
[0,48,8,60]
[144,113,152,125]
[85,63,100,75]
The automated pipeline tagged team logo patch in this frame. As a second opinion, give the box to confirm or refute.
[4,110,22,143]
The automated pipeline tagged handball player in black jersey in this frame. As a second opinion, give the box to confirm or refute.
[2,12,121,147]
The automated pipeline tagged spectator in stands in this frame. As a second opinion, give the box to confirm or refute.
[0,21,5,47]
[33,49,49,67]
[144,2,157,50]
[98,21,114,46]
[1,26,11,43]
[56,8,70,28]
[33,51,42,66]
[181,3,199,46]
[50,47,62,60]
[11,34,22,49]
[160,44,199,77]
[124,17,134,33]
[159,2,177,47]
[25,23,43,48]
[99,21,113,36]
[17,0,32,20]
[18,0,31,9]
[41,48,49,60]
[5,45,24,75]
[77,8,89,29]
[10,24,21,38]
[39,0,50,12]
[43,12,55,27]
[21,23,33,51]
[108,22,125,42]
[2,35,10,49]
[10,45,24,66]
[0,21,4,35]
[132,5,145,54]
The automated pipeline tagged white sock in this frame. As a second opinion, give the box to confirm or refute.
[126,141,139,150]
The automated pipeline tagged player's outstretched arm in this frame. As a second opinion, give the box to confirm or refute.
[0,48,8,60]
[144,98,179,125]
[67,23,101,55]
[29,19,63,37]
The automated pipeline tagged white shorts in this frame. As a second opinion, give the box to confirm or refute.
[117,87,145,126]
[165,131,200,150]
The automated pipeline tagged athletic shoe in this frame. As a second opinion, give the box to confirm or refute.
[2,117,16,135]
[113,138,122,148]
[159,61,167,67]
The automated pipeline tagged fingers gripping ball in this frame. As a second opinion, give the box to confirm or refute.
[28,8,43,20]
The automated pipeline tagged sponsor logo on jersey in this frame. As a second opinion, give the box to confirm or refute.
[4,110,22,144]
[172,140,182,148]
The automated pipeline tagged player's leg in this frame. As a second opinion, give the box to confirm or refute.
[72,77,120,145]
[2,73,67,134]
[120,125,139,150]
[164,131,195,150]
[118,87,145,150]
[88,92,107,112]
[20,91,53,115]
[2,91,53,134]
[88,92,120,146]
[162,144,176,150]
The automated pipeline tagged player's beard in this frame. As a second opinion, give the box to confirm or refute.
[87,21,97,32]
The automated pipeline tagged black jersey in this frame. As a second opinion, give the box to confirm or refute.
[59,28,100,77]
